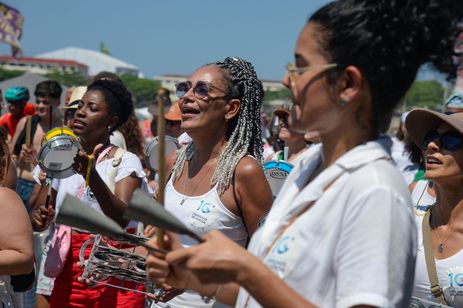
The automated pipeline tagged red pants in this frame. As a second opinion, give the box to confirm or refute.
[50,233,145,308]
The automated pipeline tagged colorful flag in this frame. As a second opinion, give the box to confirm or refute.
[0,2,24,58]
[100,42,111,55]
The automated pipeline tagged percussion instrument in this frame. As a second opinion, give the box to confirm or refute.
[263,160,294,200]
[38,127,80,179]
[144,135,179,172]
[79,235,165,297]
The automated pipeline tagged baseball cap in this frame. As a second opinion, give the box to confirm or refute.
[164,102,181,121]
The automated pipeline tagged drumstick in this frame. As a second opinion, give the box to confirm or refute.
[49,105,52,131]
[25,116,32,148]
[44,179,53,209]
[156,88,168,248]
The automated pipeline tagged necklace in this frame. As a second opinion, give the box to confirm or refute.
[435,225,456,253]
[179,159,215,206]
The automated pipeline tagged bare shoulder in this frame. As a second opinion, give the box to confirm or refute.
[0,187,24,211]
[235,156,264,179]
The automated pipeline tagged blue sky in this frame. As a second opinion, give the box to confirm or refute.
[0,0,330,80]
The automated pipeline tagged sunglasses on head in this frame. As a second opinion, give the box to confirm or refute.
[175,80,228,99]
[422,129,463,151]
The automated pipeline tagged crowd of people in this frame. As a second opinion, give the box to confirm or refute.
[0,0,462,307]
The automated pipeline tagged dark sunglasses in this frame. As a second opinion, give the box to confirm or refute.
[175,80,227,99]
[422,129,463,151]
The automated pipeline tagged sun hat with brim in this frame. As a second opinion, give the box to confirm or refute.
[164,102,181,121]
[273,108,290,118]
[61,86,87,110]
[405,108,463,150]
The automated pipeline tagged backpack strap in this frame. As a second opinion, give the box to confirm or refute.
[107,147,126,193]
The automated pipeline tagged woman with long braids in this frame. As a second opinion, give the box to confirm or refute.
[147,1,463,307]
[151,57,272,308]
[31,79,148,307]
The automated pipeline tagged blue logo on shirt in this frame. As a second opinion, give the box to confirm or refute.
[273,235,294,254]
[197,200,213,214]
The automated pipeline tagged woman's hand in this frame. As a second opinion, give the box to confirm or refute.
[72,144,105,177]
[167,231,248,286]
[19,144,37,164]
[30,204,54,232]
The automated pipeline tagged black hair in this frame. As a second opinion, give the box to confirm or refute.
[309,0,463,132]
[34,80,62,99]
[91,71,123,84]
[87,79,134,131]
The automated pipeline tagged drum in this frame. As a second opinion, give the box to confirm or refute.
[263,160,294,200]
[144,135,180,171]
[38,127,80,179]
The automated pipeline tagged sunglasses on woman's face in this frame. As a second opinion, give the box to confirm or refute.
[422,129,463,151]
[175,80,227,99]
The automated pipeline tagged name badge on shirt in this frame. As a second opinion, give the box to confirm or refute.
[263,232,302,279]
[189,200,218,228]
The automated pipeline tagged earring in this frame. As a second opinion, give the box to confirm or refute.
[108,126,111,131]
[340,99,347,107]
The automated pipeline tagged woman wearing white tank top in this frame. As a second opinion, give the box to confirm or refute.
[150,57,273,308]
[406,109,463,307]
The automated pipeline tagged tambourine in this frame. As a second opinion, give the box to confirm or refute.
[37,127,80,179]
[144,135,180,172]
[263,160,294,200]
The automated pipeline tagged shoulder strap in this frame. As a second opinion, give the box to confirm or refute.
[422,210,447,304]
[107,147,126,193]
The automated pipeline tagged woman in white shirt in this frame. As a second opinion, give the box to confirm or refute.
[146,1,463,307]
[406,109,463,307]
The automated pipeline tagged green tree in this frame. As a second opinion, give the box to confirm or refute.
[44,70,88,87]
[119,75,161,107]
[404,80,445,109]
[0,67,24,82]
[263,88,291,104]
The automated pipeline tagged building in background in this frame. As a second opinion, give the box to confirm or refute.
[36,47,140,77]
[0,55,88,76]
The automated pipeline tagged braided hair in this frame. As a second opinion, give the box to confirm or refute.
[172,57,264,195]
[87,79,134,132]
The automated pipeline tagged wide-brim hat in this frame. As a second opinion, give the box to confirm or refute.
[405,108,463,149]
[62,86,87,110]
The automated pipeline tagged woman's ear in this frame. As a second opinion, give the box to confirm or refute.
[225,99,241,121]
[336,65,364,105]
[108,115,119,131]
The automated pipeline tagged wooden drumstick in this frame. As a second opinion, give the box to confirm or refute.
[25,116,32,148]
[156,88,169,248]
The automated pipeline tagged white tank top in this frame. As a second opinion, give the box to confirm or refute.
[154,177,247,308]
[411,180,436,215]
[413,216,463,307]
[164,176,248,247]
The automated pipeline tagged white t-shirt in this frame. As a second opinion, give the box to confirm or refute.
[236,140,417,308]
[52,150,148,218]
[413,216,463,307]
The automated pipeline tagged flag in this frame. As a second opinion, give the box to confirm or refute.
[100,42,111,55]
[0,2,24,58]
